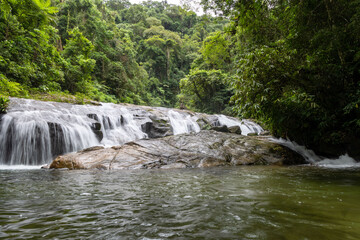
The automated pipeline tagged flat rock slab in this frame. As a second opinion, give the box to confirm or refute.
[49,130,306,170]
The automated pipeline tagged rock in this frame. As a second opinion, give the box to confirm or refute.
[50,147,118,170]
[47,122,65,157]
[195,115,212,130]
[141,115,173,138]
[260,130,271,136]
[206,115,221,127]
[49,130,307,170]
[87,114,103,141]
[87,113,100,122]
[89,100,102,106]
[196,118,211,130]
[41,164,50,169]
[80,146,104,152]
[228,126,242,134]
[247,133,258,136]
[90,122,103,141]
[211,125,229,133]
[91,122,101,131]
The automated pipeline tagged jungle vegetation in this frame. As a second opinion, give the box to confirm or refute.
[1,0,359,156]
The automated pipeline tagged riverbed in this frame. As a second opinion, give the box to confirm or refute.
[1,166,360,239]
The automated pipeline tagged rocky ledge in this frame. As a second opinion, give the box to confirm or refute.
[49,130,306,170]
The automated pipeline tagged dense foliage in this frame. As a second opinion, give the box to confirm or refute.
[1,0,359,157]
[179,30,233,114]
[197,0,360,157]
[0,0,226,106]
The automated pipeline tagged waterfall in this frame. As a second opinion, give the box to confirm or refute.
[0,99,270,166]
[3,98,354,168]
[168,110,200,135]
[0,110,99,165]
[0,99,206,166]
[270,138,358,168]
[216,115,264,136]
[0,99,147,165]
[94,105,147,146]
[270,138,320,164]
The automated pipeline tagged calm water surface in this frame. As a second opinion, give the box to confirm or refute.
[0,166,360,239]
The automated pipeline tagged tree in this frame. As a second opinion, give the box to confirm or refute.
[200,31,230,70]
[200,0,360,157]
[179,69,232,113]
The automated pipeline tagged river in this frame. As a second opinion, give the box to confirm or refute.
[1,166,360,239]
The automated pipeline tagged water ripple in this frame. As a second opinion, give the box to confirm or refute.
[1,167,360,239]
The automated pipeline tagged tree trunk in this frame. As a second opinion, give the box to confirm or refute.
[166,47,170,80]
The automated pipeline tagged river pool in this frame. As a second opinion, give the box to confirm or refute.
[1,166,360,239]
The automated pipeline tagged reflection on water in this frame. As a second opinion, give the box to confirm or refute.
[1,166,360,239]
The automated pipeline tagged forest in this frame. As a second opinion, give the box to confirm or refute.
[0,0,359,157]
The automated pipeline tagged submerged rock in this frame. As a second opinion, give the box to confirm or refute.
[49,130,306,170]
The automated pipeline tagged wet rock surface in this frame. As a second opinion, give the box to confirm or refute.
[49,130,306,170]
[141,115,173,138]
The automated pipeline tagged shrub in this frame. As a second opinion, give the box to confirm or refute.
[0,96,9,113]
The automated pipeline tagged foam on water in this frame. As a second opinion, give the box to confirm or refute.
[271,138,359,168]
[0,165,42,170]
[315,154,360,168]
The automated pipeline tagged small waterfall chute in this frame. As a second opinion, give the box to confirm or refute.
[270,138,320,164]
[97,107,147,146]
[270,138,359,168]
[216,115,264,136]
[167,110,200,135]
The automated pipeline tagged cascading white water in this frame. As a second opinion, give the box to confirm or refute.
[2,98,356,168]
[216,115,264,136]
[98,106,147,146]
[0,99,207,166]
[168,110,200,135]
[315,155,360,168]
[0,99,147,165]
[270,138,320,164]
[1,98,267,167]
[0,110,99,165]
[270,138,359,168]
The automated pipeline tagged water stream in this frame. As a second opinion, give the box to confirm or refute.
[271,138,359,168]
[0,98,357,168]
[0,166,359,239]
[0,99,359,239]
[0,98,264,166]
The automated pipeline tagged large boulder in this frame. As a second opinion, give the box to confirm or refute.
[196,114,220,130]
[49,130,306,170]
[141,115,173,138]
